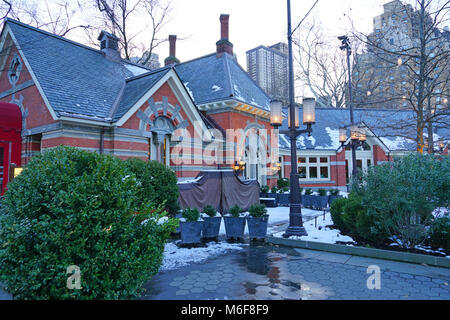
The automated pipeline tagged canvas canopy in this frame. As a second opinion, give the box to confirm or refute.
[177,170,260,214]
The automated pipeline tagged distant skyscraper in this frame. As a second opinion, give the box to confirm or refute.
[246,43,288,103]
[130,51,161,70]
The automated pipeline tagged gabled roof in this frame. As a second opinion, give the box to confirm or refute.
[4,18,151,121]
[279,107,449,152]
[175,53,271,111]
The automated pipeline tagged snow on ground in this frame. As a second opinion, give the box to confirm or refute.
[432,207,449,218]
[161,241,246,272]
[273,212,355,244]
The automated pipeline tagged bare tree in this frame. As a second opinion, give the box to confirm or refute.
[0,0,91,36]
[94,0,171,64]
[351,0,450,153]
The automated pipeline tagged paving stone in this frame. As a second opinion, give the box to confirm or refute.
[175,290,190,296]
[190,287,204,293]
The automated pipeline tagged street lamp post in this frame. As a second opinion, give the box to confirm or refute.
[338,35,358,178]
[269,0,316,238]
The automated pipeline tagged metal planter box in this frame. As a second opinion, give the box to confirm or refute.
[312,196,329,210]
[180,221,204,244]
[277,193,290,206]
[302,195,314,208]
[202,216,222,239]
[246,216,269,240]
[223,217,246,240]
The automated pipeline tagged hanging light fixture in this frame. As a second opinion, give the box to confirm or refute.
[339,127,347,144]
[270,100,283,128]
[302,97,316,125]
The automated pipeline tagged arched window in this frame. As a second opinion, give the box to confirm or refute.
[8,55,22,86]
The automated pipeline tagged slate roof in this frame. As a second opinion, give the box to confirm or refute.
[5,18,152,121]
[175,53,271,111]
[279,107,449,152]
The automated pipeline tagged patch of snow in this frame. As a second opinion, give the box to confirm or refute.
[307,135,316,146]
[124,64,149,76]
[432,207,449,218]
[160,241,245,271]
[212,85,222,92]
[273,212,355,244]
[184,82,195,100]
[380,136,411,151]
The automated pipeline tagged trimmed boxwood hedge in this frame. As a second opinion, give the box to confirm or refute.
[0,146,177,299]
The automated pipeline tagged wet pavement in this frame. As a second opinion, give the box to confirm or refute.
[142,244,450,300]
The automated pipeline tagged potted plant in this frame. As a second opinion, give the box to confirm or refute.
[328,189,342,207]
[201,205,221,240]
[303,188,313,208]
[223,205,246,240]
[246,204,269,240]
[260,185,270,198]
[179,207,203,245]
[314,188,329,210]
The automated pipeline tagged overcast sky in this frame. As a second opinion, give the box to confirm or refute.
[155,0,389,65]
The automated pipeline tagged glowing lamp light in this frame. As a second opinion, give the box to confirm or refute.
[302,97,316,125]
[288,104,300,128]
[270,100,283,127]
[238,159,246,167]
[339,127,347,144]
[397,57,403,66]
[367,91,372,96]
[359,131,367,142]
[444,98,448,104]
[14,167,23,177]
[350,125,359,140]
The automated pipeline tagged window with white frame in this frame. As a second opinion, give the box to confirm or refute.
[297,156,330,180]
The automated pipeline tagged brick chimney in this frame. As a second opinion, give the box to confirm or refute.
[216,14,233,57]
[98,30,121,61]
[164,35,180,66]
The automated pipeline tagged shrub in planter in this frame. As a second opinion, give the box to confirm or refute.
[429,217,450,250]
[260,185,270,198]
[270,186,278,194]
[124,158,179,216]
[277,178,289,189]
[201,205,221,239]
[0,146,177,299]
[224,205,246,240]
[180,208,203,244]
[247,204,269,240]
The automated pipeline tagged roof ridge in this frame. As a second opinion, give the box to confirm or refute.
[125,66,172,83]
[175,52,217,66]
[222,53,234,98]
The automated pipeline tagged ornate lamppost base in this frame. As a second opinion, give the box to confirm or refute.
[283,226,308,238]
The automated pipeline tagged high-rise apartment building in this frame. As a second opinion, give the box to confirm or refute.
[246,43,288,103]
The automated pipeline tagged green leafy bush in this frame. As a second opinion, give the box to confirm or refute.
[330,197,348,232]
[353,154,449,248]
[248,204,267,218]
[277,178,289,189]
[202,205,217,218]
[305,188,313,195]
[341,194,365,232]
[229,205,243,217]
[124,158,180,216]
[270,186,278,194]
[182,208,200,222]
[318,189,327,196]
[260,185,270,193]
[0,146,177,299]
[429,217,450,249]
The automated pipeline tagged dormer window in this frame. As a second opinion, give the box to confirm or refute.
[8,55,22,86]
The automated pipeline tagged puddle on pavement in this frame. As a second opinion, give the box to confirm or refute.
[142,243,309,300]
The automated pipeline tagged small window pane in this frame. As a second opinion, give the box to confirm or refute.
[320,157,328,163]
[320,167,329,179]
[298,166,306,179]
[309,167,318,179]
[298,157,306,164]
[309,157,317,163]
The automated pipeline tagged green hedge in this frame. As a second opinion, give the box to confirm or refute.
[124,158,180,215]
[0,146,177,299]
